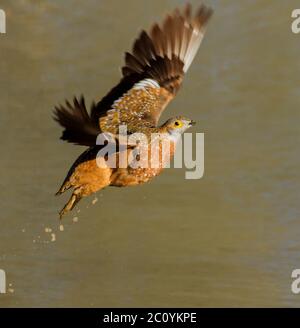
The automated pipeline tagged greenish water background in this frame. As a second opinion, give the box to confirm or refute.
[0,0,300,307]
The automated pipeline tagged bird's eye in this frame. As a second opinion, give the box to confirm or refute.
[174,121,180,126]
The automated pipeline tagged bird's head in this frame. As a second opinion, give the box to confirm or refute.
[162,116,196,138]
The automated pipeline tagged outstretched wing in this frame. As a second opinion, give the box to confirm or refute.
[53,96,100,146]
[54,3,213,144]
[97,3,213,134]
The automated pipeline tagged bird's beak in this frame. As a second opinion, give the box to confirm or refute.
[189,120,196,126]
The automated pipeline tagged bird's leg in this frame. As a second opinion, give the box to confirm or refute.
[59,188,82,220]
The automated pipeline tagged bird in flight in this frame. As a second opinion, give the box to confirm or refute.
[54,3,213,219]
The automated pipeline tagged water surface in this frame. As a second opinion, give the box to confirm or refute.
[0,0,300,307]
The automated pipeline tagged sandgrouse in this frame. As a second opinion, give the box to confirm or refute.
[54,3,213,219]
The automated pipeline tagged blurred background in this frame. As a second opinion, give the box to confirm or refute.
[0,0,299,307]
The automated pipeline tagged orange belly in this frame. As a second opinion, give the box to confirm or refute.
[111,138,175,187]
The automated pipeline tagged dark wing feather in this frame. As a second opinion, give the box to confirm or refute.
[53,96,100,146]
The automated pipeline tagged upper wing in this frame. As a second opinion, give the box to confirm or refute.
[97,3,213,134]
[53,4,213,144]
